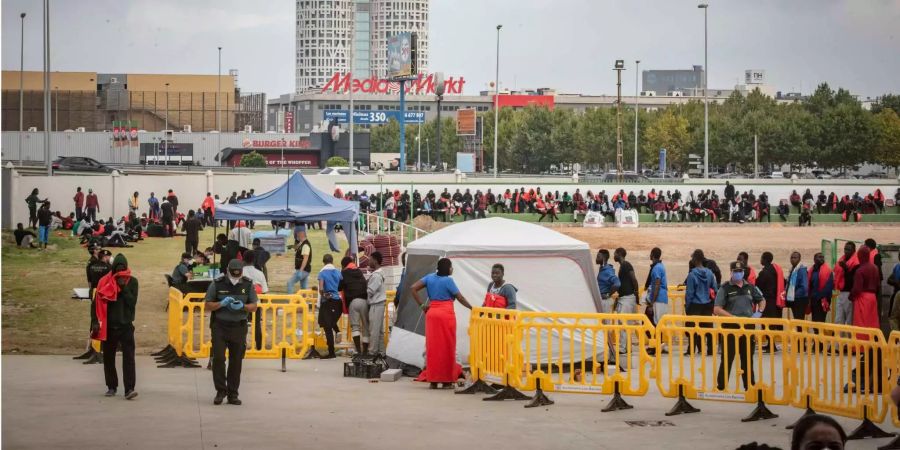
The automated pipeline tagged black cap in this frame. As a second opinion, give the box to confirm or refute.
[99,249,112,257]
[729,261,745,271]
[182,252,193,260]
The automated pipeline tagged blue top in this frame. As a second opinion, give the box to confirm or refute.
[685,266,716,305]
[809,265,834,301]
[787,265,809,300]
[596,264,620,296]
[892,263,900,283]
[420,273,460,302]
[317,265,342,300]
[650,262,668,304]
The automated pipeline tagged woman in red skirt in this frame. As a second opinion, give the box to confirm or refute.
[410,258,473,389]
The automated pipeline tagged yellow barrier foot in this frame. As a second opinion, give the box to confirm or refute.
[847,411,894,441]
[601,383,634,413]
[150,345,176,358]
[456,379,499,396]
[83,352,103,365]
[152,347,179,362]
[741,393,778,422]
[665,386,700,416]
[73,347,98,360]
[524,380,554,409]
[786,396,817,430]
[877,434,900,450]
[302,348,323,360]
[156,354,200,368]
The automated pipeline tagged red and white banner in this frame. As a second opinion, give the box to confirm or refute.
[284,111,294,133]
[322,73,466,95]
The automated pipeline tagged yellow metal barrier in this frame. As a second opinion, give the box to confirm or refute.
[638,285,685,317]
[304,290,396,356]
[506,312,656,409]
[788,320,893,438]
[457,307,524,398]
[167,287,183,356]
[174,293,314,369]
[655,315,791,421]
[886,331,900,446]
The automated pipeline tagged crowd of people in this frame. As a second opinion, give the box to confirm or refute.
[334,183,898,226]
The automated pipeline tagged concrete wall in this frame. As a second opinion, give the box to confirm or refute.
[5,169,896,229]
[1,71,98,91]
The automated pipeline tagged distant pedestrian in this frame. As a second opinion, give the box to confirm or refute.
[147,192,160,221]
[85,188,100,222]
[182,210,202,255]
[37,201,53,249]
[685,250,717,355]
[26,188,46,229]
[317,254,343,359]
[340,256,369,356]
[74,187,85,221]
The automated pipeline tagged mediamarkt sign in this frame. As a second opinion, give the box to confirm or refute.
[321,73,466,95]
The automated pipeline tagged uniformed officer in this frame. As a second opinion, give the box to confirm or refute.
[204,259,258,405]
[75,247,112,362]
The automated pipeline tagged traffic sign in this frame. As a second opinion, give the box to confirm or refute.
[324,110,425,125]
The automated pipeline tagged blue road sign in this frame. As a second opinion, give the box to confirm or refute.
[324,110,425,125]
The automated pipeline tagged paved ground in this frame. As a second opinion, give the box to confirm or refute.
[2,356,896,449]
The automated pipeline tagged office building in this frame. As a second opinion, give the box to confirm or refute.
[295,0,429,93]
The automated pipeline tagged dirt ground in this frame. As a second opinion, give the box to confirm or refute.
[558,224,900,283]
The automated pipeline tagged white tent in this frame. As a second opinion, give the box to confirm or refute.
[388,218,603,369]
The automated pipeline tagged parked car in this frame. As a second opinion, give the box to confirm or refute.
[770,171,785,179]
[51,157,119,173]
[318,167,368,175]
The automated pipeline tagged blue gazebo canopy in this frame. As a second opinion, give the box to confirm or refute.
[216,170,358,222]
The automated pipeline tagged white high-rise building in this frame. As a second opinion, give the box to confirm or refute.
[295,0,429,94]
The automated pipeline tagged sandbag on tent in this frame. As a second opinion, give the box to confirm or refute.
[388,218,603,369]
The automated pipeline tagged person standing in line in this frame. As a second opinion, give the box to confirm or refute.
[182,210,202,256]
[93,254,139,400]
[644,248,668,355]
[367,252,388,357]
[74,187,85,222]
[85,188,100,223]
[340,256,369,357]
[26,188,46,229]
[850,245,883,393]
[737,252,757,285]
[317,254,343,359]
[36,201,53,249]
[76,247,111,361]
[241,251,268,352]
[714,261,765,391]
[596,249,622,361]
[863,239,883,318]
[286,231,312,293]
[685,251,717,355]
[410,258,473,389]
[785,252,809,324]
[832,241,859,328]
[756,252,784,352]
[808,252,834,325]
[204,259,258,405]
[614,248,639,328]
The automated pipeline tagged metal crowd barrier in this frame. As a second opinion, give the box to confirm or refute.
[456,307,525,399]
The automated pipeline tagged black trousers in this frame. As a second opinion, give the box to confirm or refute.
[716,324,755,390]
[788,297,809,321]
[75,207,83,221]
[86,207,97,222]
[809,296,828,323]
[102,325,136,392]
[185,238,199,255]
[318,300,343,354]
[685,302,714,353]
[212,320,247,397]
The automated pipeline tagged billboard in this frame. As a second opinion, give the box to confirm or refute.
[284,111,294,133]
[456,108,476,136]
[387,32,415,79]
[745,70,765,85]
[323,110,425,125]
[322,72,465,95]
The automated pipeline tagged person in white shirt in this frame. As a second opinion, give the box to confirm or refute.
[229,220,252,250]
[366,252,387,356]
[241,250,268,351]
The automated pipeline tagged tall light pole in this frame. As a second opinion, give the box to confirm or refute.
[217,46,222,155]
[698,3,709,178]
[493,24,502,178]
[19,12,26,166]
[614,60,625,182]
[634,60,640,173]
[348,25,355,172]
[164,82,170,166]
[42,0,51,176]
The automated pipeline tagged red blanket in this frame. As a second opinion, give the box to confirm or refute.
[773,263,786,308]
[91,269,131,341]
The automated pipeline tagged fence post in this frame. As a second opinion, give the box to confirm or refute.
[665,385,701,416]
[741,390,779,422]
[601,381,633,412]
[524,378,554,408]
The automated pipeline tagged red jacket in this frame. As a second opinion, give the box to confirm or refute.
[86,193,99,209]
[74,191,85,207]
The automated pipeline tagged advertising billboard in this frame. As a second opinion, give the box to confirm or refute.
[745,70,766,85]
[456,108,477,136]
[323,110,424,125]
[387,32,414,79]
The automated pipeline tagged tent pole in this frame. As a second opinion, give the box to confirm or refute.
[212,220,217,267]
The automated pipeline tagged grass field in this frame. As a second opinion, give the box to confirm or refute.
[1,226,347,355]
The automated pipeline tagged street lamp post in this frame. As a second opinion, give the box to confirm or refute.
[43,0,51,176]
[613,60,625,182]
[217,46,222,156]
[634,60,640,173]
[18,12,26,166]
[698,3,709,178]
[493,24,502,178]
[164,82,169,166]
[54,86,59,132]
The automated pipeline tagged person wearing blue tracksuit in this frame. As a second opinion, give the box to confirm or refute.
[685,251,717,355]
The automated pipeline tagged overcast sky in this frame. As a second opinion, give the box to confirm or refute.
[3,0,899,99]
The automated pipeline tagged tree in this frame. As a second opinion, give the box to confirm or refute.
[239,151,266,168]
[871,94,900,115]
[326,156,348,167]
[872,109,900,168]
[369,119,400,153]
[643,109,691,171]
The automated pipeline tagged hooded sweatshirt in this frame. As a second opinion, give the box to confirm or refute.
[92,254,138,340]
[851,247,879,298]
[685,266,716,306]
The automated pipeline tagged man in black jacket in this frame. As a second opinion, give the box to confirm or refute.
[95,253,139,399]
[756,252,783,352]
[75,247,111,361]
[182,210,202,255]
[340,256,370,356]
